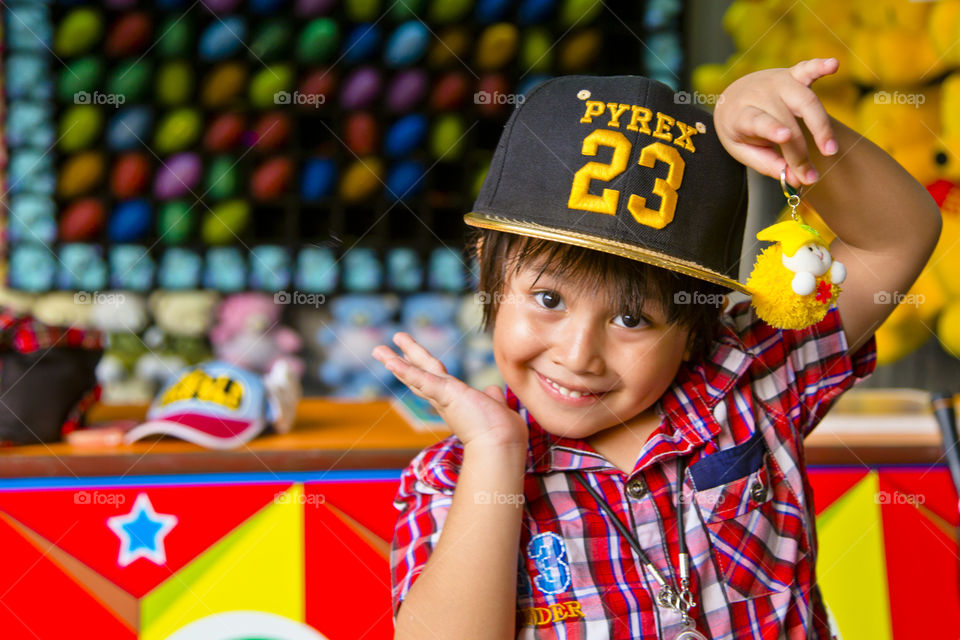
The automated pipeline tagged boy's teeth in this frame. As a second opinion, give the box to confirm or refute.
[547,376,588,398]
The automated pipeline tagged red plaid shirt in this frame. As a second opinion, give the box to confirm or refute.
[391,301,876,639]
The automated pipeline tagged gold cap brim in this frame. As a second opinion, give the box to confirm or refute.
[464,212,751,295]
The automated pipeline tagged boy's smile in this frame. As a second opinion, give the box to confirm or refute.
[492,262,691,444]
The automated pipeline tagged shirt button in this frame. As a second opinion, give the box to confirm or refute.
[750,481,767,502]
[626,477,648,499]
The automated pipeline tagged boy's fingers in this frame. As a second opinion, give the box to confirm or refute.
[763,102,816,185]
[789,57,838,87]
[385,357,448,403]
[483,385,506,404]
[392,332,448,376]
[731,144,787,180]
[739,106,792,144]
[783,84,837,157]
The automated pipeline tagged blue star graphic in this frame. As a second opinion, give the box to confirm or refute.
[107,493,178,567]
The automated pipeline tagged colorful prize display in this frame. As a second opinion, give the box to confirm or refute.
[2,0,684,295]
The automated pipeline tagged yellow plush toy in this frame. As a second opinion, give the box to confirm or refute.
[745,175,846,330]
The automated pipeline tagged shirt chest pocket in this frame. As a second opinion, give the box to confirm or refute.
[690,436,809,601]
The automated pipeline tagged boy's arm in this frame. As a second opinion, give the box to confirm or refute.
[797,118,940,352]
[373,332,529,639]
[394,441,526,639]
[715,58,942,352]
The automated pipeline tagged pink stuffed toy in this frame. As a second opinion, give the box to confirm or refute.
[209,293,304,378]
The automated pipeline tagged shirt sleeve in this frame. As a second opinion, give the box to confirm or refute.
[770,303,877,437]
[390,438,462,618]
[729,301,877,439]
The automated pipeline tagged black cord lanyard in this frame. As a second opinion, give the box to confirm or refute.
[573,457,700,633]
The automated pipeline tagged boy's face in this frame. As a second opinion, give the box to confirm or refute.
[492,259,691,440]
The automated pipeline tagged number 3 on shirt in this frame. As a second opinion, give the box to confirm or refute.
[567,129,685,230]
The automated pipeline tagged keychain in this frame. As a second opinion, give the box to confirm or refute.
[745,167,846,330]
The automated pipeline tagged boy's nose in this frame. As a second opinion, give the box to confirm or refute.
[551,317,605,376]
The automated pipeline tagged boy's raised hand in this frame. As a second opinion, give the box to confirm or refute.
[714,58,840,188]
[372,332,528,449]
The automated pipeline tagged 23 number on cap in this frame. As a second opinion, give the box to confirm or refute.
[568,129,685,230]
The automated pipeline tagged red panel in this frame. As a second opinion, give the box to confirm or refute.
[807,467,870,515]
[879,473,960,637]
[309,479,400,543]
[0,516,136,639]
[880,468,959,527]
[0,483,289,597]
[304,492,393,640]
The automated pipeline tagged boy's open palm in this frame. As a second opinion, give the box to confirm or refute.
[372,333,528,448]
[714,58,840,188]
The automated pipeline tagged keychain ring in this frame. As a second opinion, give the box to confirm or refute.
[780,167,801,210]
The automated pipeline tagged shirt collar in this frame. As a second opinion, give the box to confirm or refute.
[510,317,755,475]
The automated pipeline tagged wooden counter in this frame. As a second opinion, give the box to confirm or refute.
[0,389,951,478]
[0,398,450,478]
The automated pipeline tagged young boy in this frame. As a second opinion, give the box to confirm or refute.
[372,59,941,639]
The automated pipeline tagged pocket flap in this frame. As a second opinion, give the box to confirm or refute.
[693,462,771,522]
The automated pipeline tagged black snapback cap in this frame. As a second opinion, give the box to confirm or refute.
[465,75,750,293]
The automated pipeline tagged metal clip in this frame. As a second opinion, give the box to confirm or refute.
[780,167,802,222]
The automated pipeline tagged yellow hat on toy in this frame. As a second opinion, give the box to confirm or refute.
[756,219,829,256]
[745,173,847,330]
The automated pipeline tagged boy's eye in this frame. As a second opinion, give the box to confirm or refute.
[534,291,564,310]
[613,313,649,329]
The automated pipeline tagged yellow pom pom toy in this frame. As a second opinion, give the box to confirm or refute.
[745,170,846,330]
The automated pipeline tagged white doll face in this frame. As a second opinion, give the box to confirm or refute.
[781,242,832,276]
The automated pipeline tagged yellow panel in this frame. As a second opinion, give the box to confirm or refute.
[815,472,892,640]
[140,484,304,640]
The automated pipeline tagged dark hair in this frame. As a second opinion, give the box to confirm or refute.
[470,228,728,364]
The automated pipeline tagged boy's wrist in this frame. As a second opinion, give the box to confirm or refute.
[463,435,528,461]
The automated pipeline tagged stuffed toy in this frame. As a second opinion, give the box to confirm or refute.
[456,293,502,392]
[109,245,155,291]
[746,174,846,330]
[90,292,155,403]
[57,243,108,291]
[386,247,424,292]
[33,291,93,328]
[209,292,304,377]
[929,180,960,358]
[9,244,56,292]
[747,220,846,330]
[343,247,383,292]
[157,248,203,290]
[136,290,218,387]
[249,245,292,292]
[317,294,400,398]
[427,247,467,291]
[295,246,339,293]
[204,246,247,292]
[401,293,462,379]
